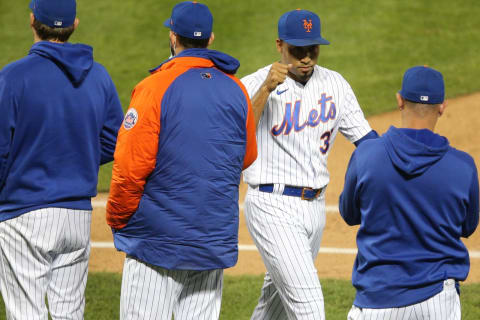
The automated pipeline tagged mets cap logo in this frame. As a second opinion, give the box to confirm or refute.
[123,108,138,130]
[303,19,312,32]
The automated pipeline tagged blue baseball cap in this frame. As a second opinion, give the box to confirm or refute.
[163,1,213,40]
[278,9,330,46]
[399,66,445,104]
[29,0,76,28]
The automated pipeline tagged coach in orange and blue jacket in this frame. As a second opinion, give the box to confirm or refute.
[106,1,257,318]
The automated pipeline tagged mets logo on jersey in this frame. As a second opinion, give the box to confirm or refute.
[201,72,212,79]
[303,19,313,32]
[123,108,138,130]
[271,93,336,136]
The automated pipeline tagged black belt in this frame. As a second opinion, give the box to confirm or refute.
[259,184,323,201]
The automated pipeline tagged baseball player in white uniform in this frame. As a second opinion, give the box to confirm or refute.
[241,9,377,319]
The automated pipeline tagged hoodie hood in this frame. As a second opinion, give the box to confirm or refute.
[29,41,93,86]
[383,126,449,176]
[149,48,240,74]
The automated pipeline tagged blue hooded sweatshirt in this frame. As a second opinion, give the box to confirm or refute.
[0,41,124,220]
[339,126,479,308]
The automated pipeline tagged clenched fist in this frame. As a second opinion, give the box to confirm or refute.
[263,62,292,92]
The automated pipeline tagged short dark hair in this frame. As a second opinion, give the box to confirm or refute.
[32,18,75,42]
[176,34,209,49]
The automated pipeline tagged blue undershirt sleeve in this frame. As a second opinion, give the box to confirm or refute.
[354,129,379,147]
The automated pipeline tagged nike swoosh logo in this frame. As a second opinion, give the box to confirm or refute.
[276,88,289,95]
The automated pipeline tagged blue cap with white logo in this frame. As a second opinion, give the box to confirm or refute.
[29,0,76,28]
[163,1,213,40]
[278,9,330,46]
[399,66,445,104]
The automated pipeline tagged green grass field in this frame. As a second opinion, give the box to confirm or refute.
[1,2,479,318]
[0,274,479,319]
[1,0,480,190]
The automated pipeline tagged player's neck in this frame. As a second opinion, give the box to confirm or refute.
[401,117,438,131]
[32,32,65,44]
[174,45,185,56]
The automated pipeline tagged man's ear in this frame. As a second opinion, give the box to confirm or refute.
[73,18,79,30]
[276,39,283,54]
[438,100,447,116]
[396,92,405,110]
[208,32,215,46]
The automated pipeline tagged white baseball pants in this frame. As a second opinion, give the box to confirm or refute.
[0,208,91,320]
[347,279,461,320]
[244,184,327,320]
[120,256,223,320]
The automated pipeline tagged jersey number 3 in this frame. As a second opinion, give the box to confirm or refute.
[320,129,333,154]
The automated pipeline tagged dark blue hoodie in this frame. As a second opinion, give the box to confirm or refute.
[0,41,124,220]
[339,126,479,308]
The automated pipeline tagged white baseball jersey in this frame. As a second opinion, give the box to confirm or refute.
[241,64,372,188]
[242,65,372,319]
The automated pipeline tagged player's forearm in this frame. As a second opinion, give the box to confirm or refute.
[243,102,258,169]
[251,84,271,126]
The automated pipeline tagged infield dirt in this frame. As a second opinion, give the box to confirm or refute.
[89,93,480,283]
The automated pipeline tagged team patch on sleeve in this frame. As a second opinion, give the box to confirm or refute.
[123,108,138,130]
